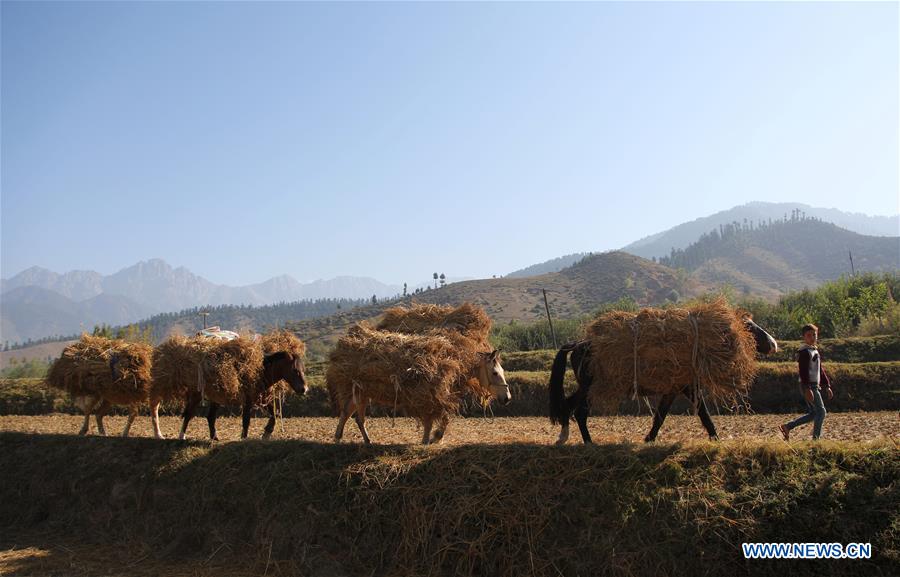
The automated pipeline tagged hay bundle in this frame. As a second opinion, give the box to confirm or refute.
[377,302,492,344]
[586,298,757,413]
[150,335,264,406]
[46,335,152,403]
[327,323,490,422]
[260,329,306,359]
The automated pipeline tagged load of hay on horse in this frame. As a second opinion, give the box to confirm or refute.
[327,303,510,445]
[586,299,760,413]
[550,298,777,444]
[45,334,153,437]
[149,331,307,440]
[376,302,492,344]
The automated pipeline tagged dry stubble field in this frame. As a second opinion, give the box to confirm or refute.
[1,412,897,444]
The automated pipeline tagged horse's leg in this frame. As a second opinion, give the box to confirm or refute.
[421,417,433,445]
[555,392,573,446]
[207,402,220,441]
[150,398,165,439]
[179,395,199,440]
[694,394,718,441]
[94,399,112,437]
[573,391,593,444]
[76,395,97,435]
[262,403,277,439]
[431,414,450,444]
[644,393,676,442]
[352,398,371,444]
[558,343,593,445]
[121,405,138,437]
[334,398,354,443]
[241,400,253,439]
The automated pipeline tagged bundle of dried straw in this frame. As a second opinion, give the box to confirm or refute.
[586,298,757,413]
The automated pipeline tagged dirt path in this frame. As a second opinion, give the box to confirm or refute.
[1,412,896,444]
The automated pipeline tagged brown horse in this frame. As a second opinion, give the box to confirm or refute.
[74,354,150,437]
[331,349,511,445]
[549,317,777,444]
[151,351,307,440]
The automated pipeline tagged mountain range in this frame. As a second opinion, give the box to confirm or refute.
[2,203,897,347]
[281,217,897,353]
[502,202,897,279]
[0,260,401,343]
[622,201,899,259]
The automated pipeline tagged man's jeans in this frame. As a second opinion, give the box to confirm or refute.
[785,387,827,439]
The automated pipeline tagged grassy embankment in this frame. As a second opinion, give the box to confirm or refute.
[1,433,896,577]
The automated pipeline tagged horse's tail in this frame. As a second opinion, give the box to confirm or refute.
[549,342,579,425]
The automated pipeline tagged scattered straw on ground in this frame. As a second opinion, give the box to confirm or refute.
[0,413,895,444]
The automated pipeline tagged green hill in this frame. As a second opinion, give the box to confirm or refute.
[661,218,898,298]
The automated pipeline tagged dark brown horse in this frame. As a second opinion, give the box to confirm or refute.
[180,351,307,440]
[206,352,309,441]
[549,318,777,444]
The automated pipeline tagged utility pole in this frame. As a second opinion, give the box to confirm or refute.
[198,311,210,330]
[542,289,557,349]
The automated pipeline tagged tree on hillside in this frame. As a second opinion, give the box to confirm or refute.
[433,272,438,289]
[439,273,446,288]
[92,324,113,338]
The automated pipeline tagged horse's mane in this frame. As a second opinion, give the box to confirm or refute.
[264,351,292,365]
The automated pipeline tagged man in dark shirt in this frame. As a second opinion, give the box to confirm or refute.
[780,323,832,440]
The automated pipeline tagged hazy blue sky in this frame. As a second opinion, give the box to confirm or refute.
[2,1,897,286]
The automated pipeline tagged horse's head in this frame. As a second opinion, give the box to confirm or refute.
[742,315,778,355]
[263,352,308,396]
[478,349,512,406]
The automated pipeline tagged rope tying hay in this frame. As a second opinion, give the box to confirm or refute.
[689,312,700,411]
[586,298,758,415]
[327,303,495,430]
[631,319,640,400]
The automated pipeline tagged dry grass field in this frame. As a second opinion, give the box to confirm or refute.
[1,412,896,444]
[1,425,897,577]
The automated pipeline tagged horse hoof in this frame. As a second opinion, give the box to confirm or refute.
[643,436,654,443]
[709,435,719,442]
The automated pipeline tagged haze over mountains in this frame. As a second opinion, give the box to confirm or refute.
[622,202,899,259]
[0,260,401,343]
[504,203,898,279]
[2,203,897,345]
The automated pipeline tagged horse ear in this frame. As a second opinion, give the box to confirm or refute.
[490,349,500,361]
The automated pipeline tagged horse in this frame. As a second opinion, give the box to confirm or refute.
[44,336,153,438]
[74,354,150,437]
[549,316,777,444]
[150,350,307,440]
[331,347,511,445]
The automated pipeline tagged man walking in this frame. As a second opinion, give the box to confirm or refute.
[780,323,832,440]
